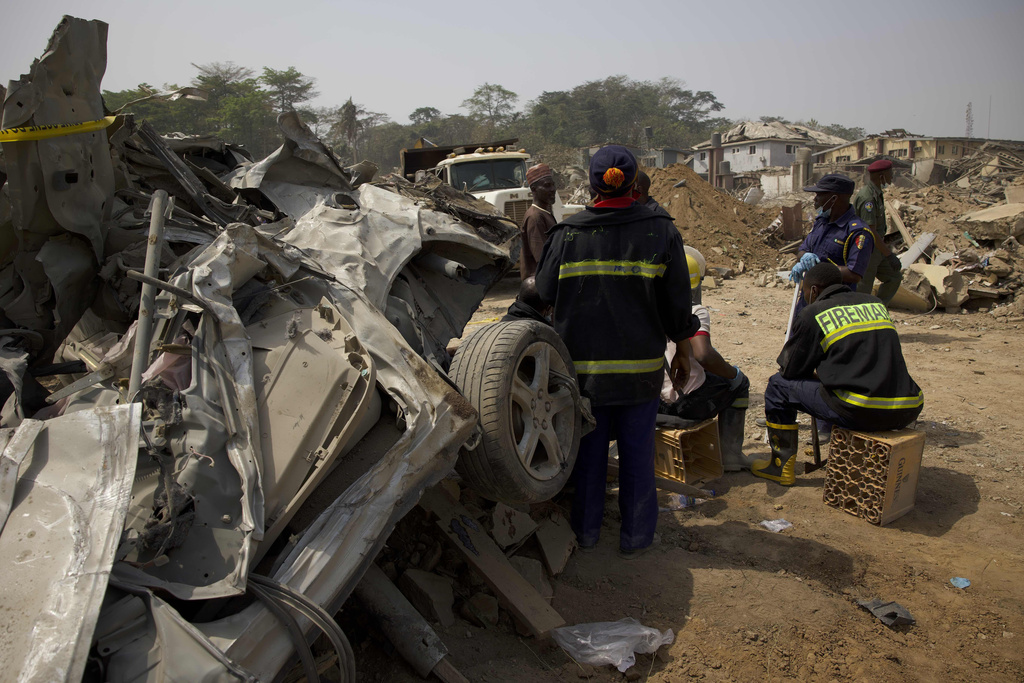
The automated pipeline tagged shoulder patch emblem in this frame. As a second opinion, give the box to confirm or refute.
[864,201,874,210]
[855,234,866,249]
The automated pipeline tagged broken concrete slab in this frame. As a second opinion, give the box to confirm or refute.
[984,257,1013,277]
[889,269,934,312]
[1005,187,1024,204]
[898,233,936,268]
[535,514,576,576]
[508,556,554,603]
[399,568,456,629]
[460,592,499,628]
[955,204,1024,240]
[490,502,538,550]
[907,264,969,308]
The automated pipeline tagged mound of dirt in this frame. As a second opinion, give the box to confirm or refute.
[646,164,781,271]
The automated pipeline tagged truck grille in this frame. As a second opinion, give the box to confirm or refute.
[505,199,532,226]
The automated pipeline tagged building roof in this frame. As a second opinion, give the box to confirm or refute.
[693,121,847,150]
[811,134,1024,157]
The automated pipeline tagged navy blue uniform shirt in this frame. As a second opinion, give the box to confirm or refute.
[799,206,874,278]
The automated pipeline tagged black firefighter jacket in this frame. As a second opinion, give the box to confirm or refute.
[535,202,699,407]
[779,284,923,429]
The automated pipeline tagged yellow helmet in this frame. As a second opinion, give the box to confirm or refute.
[685,245,705,289]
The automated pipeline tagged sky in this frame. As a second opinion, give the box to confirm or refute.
[2,0,1023,141]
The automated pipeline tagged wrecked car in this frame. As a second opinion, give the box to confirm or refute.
[0,16,584,681]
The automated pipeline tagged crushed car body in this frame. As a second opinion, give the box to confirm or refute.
[0,15,586,682]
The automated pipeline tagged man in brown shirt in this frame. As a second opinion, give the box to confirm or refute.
[520,163,558,279]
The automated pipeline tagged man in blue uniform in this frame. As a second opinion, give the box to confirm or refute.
[789,174,874,316]
[536,146,699,558]
[752,263,923,485]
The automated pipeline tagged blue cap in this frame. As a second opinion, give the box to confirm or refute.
[803,173,855,195]
[589,145,638,197]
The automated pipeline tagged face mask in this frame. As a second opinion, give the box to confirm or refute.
[816,196,835,219]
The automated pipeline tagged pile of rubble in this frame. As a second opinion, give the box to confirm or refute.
[646,164,781,271]
[886,181,1022,317]
[375,482,575,634]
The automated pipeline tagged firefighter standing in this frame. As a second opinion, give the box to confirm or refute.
[535,145,698,558]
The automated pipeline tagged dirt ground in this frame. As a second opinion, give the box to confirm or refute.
[354,274,1024,683]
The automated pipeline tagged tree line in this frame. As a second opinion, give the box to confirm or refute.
[103,63,864,177]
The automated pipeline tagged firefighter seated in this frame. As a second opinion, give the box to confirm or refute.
[753,262,923,486]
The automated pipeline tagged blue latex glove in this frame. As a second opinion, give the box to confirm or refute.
[728,366,746,390]
[789,252,820,282]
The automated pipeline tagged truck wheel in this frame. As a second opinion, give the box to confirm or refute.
[449,320,582,504]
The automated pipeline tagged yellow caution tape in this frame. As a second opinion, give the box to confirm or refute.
[0,116,116,142]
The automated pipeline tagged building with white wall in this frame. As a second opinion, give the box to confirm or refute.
[688,121,847,177]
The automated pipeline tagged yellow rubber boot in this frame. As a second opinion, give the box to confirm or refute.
[751,423,799,486]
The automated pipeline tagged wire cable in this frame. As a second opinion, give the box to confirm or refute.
[248,583,320,683]
[250,574,356,682]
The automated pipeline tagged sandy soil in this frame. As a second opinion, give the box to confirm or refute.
[355,274,1024,683]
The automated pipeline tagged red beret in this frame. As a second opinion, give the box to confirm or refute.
[867,159,893,173]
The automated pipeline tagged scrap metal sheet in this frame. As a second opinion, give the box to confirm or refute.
[0,404,141,683]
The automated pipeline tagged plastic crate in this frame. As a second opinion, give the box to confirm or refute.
[822,427,925,525]
[654,419,723,485]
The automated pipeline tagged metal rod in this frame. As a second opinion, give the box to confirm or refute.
[784,282,800,341]
[128,190,168,399]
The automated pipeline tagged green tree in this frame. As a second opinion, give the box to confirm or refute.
[217,78,277,156]
[259,66,319,114]
[461,83,518,130]
[409,106,441,125]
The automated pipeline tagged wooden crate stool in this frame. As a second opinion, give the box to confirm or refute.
[822,427,925,525]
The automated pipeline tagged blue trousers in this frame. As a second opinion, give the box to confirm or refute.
[571,398,659,552]
[763,373,853,427]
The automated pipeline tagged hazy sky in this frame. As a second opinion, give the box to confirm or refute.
[3,0,1022,141]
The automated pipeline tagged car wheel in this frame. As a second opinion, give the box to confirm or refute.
[449,320,582,504]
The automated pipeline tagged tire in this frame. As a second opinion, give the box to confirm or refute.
[449,320,582,504]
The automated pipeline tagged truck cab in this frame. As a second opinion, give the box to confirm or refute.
[401,139,582,226]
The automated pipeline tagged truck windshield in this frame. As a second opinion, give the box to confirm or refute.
[450,159,527,192]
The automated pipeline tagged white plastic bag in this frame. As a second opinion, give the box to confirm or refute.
[552,617,675,672]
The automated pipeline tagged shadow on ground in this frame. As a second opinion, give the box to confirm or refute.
[889,466,980,537]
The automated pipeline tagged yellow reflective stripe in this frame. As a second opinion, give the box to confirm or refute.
[820,320,896,351]
[766,421,798,430]
[573,357,664,375]
[833,390,923,410]
[0,116,116,142]
[558,260,667,280]
[815,302,892,337]
[731,398,749,408]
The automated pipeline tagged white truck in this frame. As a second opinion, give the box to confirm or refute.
[400,138,583,225]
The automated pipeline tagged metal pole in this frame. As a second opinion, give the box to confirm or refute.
[784,281,801,341]
[128,190,168,399]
